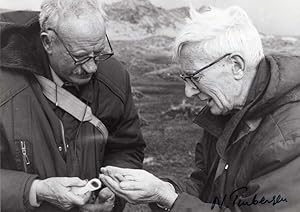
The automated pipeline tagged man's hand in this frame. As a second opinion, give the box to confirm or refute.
[35,177,91,210]
[80,187,115,212]
[99,166,178,208]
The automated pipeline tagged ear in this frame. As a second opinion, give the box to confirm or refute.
[230,53,245,80]
[40,32,53,54]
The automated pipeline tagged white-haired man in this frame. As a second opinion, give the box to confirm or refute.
[99,6,300,212]
[0,0,145,212]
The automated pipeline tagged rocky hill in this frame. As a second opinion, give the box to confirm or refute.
[104,0,184,40]
[103,0,299,81]
[169,6,190,20]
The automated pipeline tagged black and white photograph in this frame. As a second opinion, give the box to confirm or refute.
[1,0,300,211]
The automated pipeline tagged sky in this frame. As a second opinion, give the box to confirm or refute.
[0,0,299,36]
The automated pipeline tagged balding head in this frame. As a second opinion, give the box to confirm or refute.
[39,0,106,32]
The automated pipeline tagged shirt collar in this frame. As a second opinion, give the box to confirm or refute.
[49,66,93,104]
[50,66,64,87]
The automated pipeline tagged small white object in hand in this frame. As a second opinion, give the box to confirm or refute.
[72,178,102,195]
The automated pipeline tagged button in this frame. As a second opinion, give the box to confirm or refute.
[58,146,63,152]
[66,144,69,149]
[224,164,229,170]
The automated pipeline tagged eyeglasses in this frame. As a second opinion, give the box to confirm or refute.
[46,28,114,65]
[179,53,231,82]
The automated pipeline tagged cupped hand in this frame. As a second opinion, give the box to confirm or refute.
[99,166,178,208]
[36,177,91,210]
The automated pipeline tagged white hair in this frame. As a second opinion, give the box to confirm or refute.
[173,5,264,68]
[39,0,107,32]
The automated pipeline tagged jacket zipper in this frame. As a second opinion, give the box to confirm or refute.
[20,141,30,172]
[59,119,67,153]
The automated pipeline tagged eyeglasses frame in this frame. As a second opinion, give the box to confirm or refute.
[179,53,231,83]
[46,28,114,66]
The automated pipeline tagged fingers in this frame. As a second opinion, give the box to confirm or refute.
[99,175,152,205]
[36,177,91,210]
[99,174,129,200]
[119,181,142,190]
[81,191,92,203]
[67,190,91,206]
[98,187,115,202]
[101,166,129,183]
[101,166,124,175]
[99,174,120,192]
[100,167,118,183]
[46,198,73,211]
[101,166,137,177]
[101,166,140,185]
[115,173,136,182]
[56,202,73,211]
[114,173,126,182]
[100,167,109,176]
[100,173,141,191]
[64,177,87,187]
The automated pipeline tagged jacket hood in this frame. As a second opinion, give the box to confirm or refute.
[248,55,300,118]
[0,11,50,76]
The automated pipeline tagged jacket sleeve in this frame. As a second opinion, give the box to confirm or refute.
[166,131,217,197]
[0,169,38,212]
[1,123,38,212]
[0,101,38,212]
[154,123,300,212]
[102,72,146,169]
[169,150,300,212]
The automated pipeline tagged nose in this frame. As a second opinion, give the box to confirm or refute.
[81,59,97,74]
[198,92,210,101]
[185,82,200,98]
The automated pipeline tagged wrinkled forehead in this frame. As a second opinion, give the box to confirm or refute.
[178,44,209,74]
[57,15,106,44]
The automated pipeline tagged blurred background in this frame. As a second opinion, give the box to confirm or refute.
[1,0,300,36]
[1,0,300,211]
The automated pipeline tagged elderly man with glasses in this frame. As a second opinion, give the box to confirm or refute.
[99,5,300,212]
[0,0,145,212]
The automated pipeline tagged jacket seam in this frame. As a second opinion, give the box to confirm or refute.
[95,74,126,105]
[116,73,131,132]
[251,114,288,179]
[24,13,39,27]
[103,72,126,97]
[269,114,287,143]
[0,84,29,106]
[270,55,282,83]
[124,71,130,107]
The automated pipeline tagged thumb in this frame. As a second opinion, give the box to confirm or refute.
[98,187,115,202]
[64,177,87,187]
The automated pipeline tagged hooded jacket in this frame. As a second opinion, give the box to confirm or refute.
[0,11,145,212]
[162,55,300,212]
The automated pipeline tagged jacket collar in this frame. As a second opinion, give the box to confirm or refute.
[193,58,270,138]
[194,55,300,159]
[194,57,270,160]
[50,67,64,87]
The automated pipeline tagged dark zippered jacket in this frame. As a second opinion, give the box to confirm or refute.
[0,11,145,212]
[165,54,300,212]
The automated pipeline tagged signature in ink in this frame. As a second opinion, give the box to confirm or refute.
[211,187,288,210]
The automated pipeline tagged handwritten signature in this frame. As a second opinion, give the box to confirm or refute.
[211,187,288,210]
